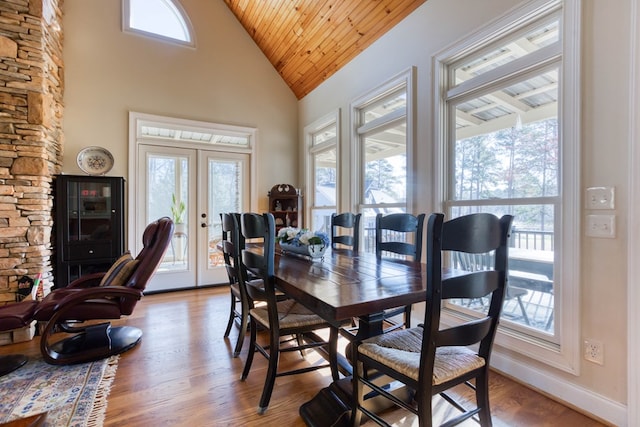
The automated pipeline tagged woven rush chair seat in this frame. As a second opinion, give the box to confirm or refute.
[358,328,485,386]
[248,296,331,329]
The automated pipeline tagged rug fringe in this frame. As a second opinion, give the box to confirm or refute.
[86,355,120,427]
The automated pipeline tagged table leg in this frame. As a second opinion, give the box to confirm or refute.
[300,312,387,427]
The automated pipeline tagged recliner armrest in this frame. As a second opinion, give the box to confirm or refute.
[66,272,106,289]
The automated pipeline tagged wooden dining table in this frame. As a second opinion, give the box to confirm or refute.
[272,247,450,427]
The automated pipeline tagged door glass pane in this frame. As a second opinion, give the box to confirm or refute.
[208,159,243,269]
[147,154,189,270]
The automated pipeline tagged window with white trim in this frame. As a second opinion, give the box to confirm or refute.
[306,111,339,233]
[352,69,415,254]
[435,0,581,372]
[123,0,194,47]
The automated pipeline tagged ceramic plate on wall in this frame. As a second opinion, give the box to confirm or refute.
[76,146,114,175]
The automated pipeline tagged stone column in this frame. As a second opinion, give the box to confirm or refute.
[0,0,64,303]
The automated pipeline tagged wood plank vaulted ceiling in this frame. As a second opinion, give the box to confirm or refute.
[223,0,427,99]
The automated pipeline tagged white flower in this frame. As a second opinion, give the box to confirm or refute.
[286,229,298,240]
[298,231,315,245]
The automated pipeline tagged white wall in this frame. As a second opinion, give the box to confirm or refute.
[62,0,299,212]
[299,0,631,423]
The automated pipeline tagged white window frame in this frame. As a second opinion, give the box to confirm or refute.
[304,110,340,231]
[351,67,416,221]
[434,0,581,374]
[122,0,196,48]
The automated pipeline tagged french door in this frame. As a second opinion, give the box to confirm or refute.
[136,144,250,292]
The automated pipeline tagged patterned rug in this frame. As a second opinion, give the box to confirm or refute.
[0,355,119,426]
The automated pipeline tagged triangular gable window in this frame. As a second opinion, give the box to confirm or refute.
[123,0,194,47]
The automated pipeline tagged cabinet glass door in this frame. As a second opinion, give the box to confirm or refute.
[67,180,113,242]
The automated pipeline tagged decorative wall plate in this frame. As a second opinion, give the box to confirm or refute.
[77,146,114,175]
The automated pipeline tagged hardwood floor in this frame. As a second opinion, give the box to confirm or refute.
[3,287,607,426]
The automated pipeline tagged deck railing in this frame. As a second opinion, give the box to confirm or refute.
[509,227,554,251]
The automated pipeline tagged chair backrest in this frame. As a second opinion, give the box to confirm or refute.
[221,212,243,286]
[375,213,426,261]
[121,216,174,313]
[420,213,514,381]
[331,212,362,251]
[239,212,277,304]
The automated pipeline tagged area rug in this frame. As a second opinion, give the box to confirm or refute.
[0,355,119,427]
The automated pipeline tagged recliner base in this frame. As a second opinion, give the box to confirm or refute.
[44,324,143,365]
[0,354,28,376]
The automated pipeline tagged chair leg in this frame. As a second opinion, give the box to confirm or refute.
[415,387,433,427]
[241,318,257,381]
[233,299,249,358]
[296,333,305,358]
[350,359,365,427]
[223,291,236,338]
[476,370,493,427]
[329,327,339,381]
[258,325,281,414]
[404,304,412,329]
[516,296,531,325]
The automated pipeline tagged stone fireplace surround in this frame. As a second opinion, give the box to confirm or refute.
[0,0,64,304]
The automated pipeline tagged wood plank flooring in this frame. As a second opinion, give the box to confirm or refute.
[2,287,608,426]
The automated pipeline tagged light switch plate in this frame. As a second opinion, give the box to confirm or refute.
[586,187,615,210]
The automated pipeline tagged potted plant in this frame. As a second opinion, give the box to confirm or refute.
[171,193,186,230]
[171,194,187,262]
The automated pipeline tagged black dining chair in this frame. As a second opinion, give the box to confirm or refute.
[375,212,426,331]
[453,251,530,325]
[331,212,362,252]
[351,212,514,427]
[239,212,340,415]
[221,213,250,357]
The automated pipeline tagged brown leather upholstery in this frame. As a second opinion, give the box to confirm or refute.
[33,217,174,365]
[0,300,38,376]
[34,217,173,322]
[0,300,38,330]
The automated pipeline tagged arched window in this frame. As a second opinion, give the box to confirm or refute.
[123,0,194,47]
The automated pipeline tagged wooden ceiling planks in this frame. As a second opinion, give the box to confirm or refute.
[223,0,427,99]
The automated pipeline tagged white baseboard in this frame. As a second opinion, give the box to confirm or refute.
[491,351,626,426]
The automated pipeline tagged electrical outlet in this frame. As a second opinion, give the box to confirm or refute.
[584,339,604,365]
[586,187,615,210]
[585,214,616,238]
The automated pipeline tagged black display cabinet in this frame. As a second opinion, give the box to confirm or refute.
[53,175,125,288]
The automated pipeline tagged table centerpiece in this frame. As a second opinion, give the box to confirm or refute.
[276,227,330,260]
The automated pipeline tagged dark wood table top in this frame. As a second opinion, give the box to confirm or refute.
[274,248,435,326]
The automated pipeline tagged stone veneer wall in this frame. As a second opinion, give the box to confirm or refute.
[0,0,64,304]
